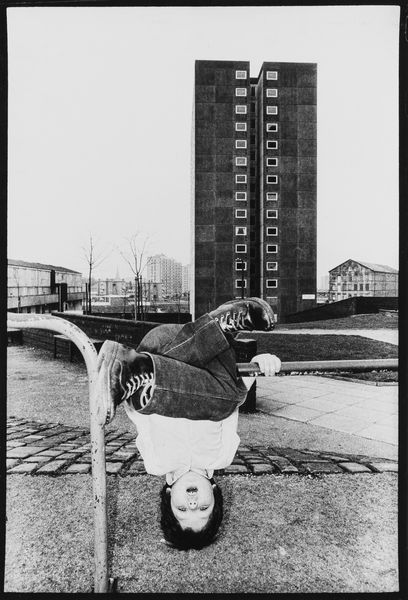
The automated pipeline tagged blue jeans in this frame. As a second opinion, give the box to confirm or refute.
[134,314,248,421]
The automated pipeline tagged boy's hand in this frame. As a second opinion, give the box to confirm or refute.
[252,353,281,376]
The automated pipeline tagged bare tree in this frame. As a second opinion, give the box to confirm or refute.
[121,280,128,319]
[82,234,110,314]
[118,233,151,321]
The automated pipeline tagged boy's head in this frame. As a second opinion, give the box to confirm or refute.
[160,471,223,550]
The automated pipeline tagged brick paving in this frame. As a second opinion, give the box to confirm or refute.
[6,416,398,477]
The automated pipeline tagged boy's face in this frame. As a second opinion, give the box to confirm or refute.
[169,471,215,532]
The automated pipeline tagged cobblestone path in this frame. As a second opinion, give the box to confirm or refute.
[7,416,398,476]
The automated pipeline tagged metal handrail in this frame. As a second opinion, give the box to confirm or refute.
[236,358,398,376]
[7,313,109,593]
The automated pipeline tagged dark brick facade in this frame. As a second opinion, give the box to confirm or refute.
[193,61,317,321]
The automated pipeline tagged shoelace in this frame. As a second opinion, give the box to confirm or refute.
[121,372,155,407]
[218,308,253,331]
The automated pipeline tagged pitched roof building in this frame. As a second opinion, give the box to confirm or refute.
[328,259,398,302]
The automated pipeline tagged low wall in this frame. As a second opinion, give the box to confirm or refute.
[21,329,70,358]
[19,314,161,360]
[52,312,161,347]
[90,311,192,324]
[284,296,398,323]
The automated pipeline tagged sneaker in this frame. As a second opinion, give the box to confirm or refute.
[96,340,155,424]
[209,297,275,332]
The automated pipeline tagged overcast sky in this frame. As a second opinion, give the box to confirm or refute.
[7,5,399,282]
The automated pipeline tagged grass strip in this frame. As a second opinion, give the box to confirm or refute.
[277,313,398,330]
[236,333,398,362]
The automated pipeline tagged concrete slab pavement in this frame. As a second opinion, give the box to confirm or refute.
[256,375,398,451]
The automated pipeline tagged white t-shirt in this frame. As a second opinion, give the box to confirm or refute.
[124,401,240,485]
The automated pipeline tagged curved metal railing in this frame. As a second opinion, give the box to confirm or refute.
[7,313,110,593]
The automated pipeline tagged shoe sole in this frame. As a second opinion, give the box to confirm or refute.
[247,297,275,330]
[96,340,120,425]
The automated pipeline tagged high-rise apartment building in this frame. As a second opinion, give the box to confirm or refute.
[192,60,317,321]
[146,254,182,298]
[182,264,191,295]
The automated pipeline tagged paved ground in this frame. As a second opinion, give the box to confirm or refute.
[256,375,398,447]
[6,415,398,477]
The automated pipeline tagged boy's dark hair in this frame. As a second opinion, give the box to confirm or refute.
[159,479,223,550]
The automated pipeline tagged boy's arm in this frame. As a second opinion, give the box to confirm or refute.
[240,353,281,390]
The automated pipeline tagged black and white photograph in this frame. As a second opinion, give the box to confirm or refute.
[5,3,401,594]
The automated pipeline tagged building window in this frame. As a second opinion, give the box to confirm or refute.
[266,70,278,80]
[235,140,247,149]
[235,157,247,166]
[266,244,278,253]
[235,88,247,97]
[266,279,278,288]
[266,105,278,115]
[235,174,247,184]
[266,209,278,219]
[235,279,247,288]
[235,209,247,218]
[235,122,247,132]
[266,175,278,184]
[235,105,247,114]
[365,283,370,290]
[236,261,247,273]
[266,88,278,97]
[235,191,247,201]
[266,140,278,150]
[266,123,278,133]
[266,262,278,271]
[266,158,278,167]
[236,70,247,79]
[266,192,278,201]
[266,227,278,236]
[236,244,247,253]
[235,226,247,235]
